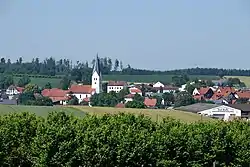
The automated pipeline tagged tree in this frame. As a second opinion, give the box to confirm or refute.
[162,92,175,106]
[24,84,40,93]
[68,95,79,105]
[114,59,119,71]
[59,76,71,90]
[133,93,144,102]
[44,82,52,89]
[125,101,145,108]
[17,75,31,87]
[174,92,195,107]
[0,75,14,89]
[185,83,196,95]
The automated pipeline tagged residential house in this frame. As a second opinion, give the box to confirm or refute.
[228,104,250,119]
[6,85,24,96]
[42,88,69,105]
[68,84,96,103]
[129,87,142,95]
[193,87,214,100]
[176,103,241,121]
[124,94,134,103]
[144,97,157,108]
[153,81,164,88]
[107,81,127,93]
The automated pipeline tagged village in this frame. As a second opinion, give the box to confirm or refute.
[0,56,250,121]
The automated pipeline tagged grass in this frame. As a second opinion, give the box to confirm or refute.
[0,105,85,118]
[71,106,213,123]
[103,75,219,83]
[225,76,250,88]
[13,77,61,88]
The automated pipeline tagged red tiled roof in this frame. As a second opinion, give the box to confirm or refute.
[50,96,69,102]
[83,97,90,102]
[144,97,157,107]
[236,91,250,99]
[130,88,142,93]
[124,94,135,98]
[115,103,125,108]
[199,87,210,95]
[16,87,24,93]
[217,87,235,94]
[108,81,127,86]
[69,85,94,94]
[42,88,68,97]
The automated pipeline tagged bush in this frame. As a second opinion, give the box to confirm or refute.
[0,112,250,166]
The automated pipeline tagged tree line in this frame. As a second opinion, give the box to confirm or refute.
[0,112,249,166]
[1,57,250,77]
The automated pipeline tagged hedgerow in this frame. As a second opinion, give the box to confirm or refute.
[0,112,249,166]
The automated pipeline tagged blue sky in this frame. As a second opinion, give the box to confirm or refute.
[0,0,250,70]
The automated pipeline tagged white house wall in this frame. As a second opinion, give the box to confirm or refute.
[153,82,164,88]
[198,105,241,120]
[107,86,124,93]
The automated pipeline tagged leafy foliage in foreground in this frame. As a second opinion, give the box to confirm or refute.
[0,112,250,166]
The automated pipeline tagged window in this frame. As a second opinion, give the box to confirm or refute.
[86,95,88,98]
[80,95,81,98]
[94,82,96,84]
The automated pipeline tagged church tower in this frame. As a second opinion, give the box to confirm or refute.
[91,54,102,94]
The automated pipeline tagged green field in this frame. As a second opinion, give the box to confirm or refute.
[0,105,85,118]
[103,74,219,83]
[225,76,250,88]
[71,106,212,123]
[13,76,61,88]
[11,74,219,87]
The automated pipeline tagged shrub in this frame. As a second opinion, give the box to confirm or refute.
[0,112,250,166]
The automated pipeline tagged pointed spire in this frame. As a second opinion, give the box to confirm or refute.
[92,53,101,75]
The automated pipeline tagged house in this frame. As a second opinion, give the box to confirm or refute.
[129,87,142,95]
[176,103,241,121]
[68,84,95,103]
[42,88,69,105]
[154,86,178,93]
[228,104,250,119]
[115,103,125,108]
[91,54,102,94]
[124,94,134,103]
[6,85,24,96]
[144,97,157,108]
[107,81,127,93]
[193,87,214,99]
[153,81,164,88]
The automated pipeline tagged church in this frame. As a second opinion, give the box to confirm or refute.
[91,54,102,94]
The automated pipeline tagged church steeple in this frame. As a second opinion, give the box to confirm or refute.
[91,53,102,94]
[92,53,101,76]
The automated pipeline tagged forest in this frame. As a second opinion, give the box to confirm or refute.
[0,112,249,166]
[0,56,250,77]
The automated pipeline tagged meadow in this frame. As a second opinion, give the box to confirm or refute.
[13,76,61,88]
[0,105,85,118]
[71,106,212,123]
[225,76,250,88]
[103,74,219,83]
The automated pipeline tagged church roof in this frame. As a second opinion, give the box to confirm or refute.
[92,54,101,76]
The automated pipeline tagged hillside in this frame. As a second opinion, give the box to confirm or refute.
[0,105,85,118]
[102,74,219,83]
[71,106,212,123]
[225,76,250,88]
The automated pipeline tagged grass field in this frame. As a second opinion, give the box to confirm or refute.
[13,77,61,88]
[0,105,85,118]
[103,75,219,83]
[71,106,212,123]
[225,76,250,88]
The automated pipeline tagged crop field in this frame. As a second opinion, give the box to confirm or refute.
[225,76,250,88]
[103,74,219,83]
[71,106,212,123]
[0,105,85,118]
[13,76,61,88]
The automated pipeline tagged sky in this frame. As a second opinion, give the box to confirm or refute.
[0,0,250,70]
